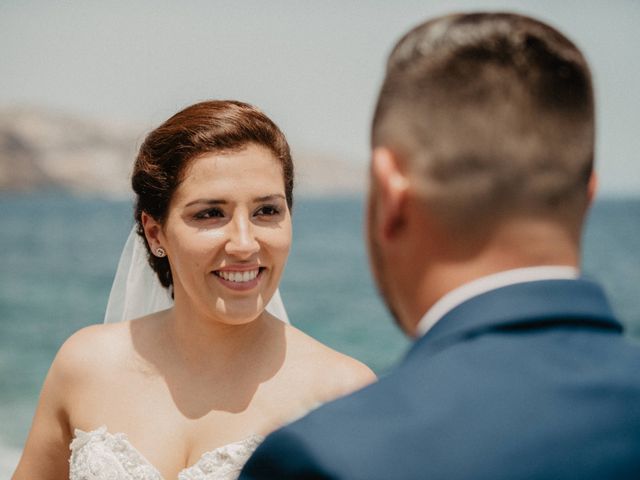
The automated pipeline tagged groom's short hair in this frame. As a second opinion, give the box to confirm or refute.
[372,13,594,234]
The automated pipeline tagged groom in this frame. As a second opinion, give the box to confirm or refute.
[241,12,640,479]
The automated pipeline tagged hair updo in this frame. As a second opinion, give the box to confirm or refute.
[132,100,294,289]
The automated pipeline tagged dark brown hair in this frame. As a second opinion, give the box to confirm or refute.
[132,100,294,288]
[372,13,594,232]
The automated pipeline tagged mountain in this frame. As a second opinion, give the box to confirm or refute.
[0,107,138,197]
[0,107,364,198]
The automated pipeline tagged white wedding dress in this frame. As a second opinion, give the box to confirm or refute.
[68,230,287,479]
[69,426,263,480]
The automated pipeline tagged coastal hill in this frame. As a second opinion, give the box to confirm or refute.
[0,107,365,198]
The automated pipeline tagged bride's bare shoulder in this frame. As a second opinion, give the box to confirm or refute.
[50,321,132,381]
[55,310,167,365]
[282,323,377,398]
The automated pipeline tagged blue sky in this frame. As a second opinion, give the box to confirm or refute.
[1,0,638,195]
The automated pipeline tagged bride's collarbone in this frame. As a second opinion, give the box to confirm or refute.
[69,361,277,446]
[71,336,292,422]
[127,323,285,379]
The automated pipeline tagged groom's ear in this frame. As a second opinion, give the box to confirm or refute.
[371,147,409,242]
[141,212,164,252]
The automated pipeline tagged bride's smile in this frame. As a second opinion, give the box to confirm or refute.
[143,143,292,325]
[213,265,265,289]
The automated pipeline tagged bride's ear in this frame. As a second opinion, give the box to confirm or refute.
[141,212,164,254]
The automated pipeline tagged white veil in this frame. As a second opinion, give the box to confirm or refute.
[104,227,289,324]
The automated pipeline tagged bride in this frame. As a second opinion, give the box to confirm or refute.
[13,100,375,479]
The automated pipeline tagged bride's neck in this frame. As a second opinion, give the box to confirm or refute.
[162,299,273,371]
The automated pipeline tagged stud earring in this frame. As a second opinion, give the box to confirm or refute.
[155,247,166,258]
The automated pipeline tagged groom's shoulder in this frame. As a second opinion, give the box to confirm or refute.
[244,344,640,480]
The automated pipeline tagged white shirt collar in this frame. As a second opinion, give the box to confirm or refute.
[415,266,580,338]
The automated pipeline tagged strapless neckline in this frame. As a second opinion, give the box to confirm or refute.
[69,425,264,479]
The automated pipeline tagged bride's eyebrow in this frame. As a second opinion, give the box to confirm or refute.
[184,195,284,207]
[254,194,286,202]
[185,199,227,207]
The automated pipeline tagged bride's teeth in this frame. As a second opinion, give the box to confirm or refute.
[216,269,259,283]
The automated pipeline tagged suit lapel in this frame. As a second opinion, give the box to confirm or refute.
[405,279,622,361]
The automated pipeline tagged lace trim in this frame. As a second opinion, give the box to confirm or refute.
[178,435,263,480]
[69,426,263,480]
[70,426,162,479]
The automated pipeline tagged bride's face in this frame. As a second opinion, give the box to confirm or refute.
[149,143,292,324]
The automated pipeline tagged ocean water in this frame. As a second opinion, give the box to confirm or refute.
[0,194,639,472]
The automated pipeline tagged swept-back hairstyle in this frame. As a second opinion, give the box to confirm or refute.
[372,13,594,232]
[132,100,294,288]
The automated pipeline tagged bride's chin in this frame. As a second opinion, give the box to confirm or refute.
[214,313,262,326]
[210,301,266,326]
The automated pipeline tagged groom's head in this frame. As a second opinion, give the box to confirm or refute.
[367,13,596,335]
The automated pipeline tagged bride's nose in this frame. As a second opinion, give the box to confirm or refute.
[225,215,259,258]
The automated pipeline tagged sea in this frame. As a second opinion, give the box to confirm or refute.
[1,193,639,474]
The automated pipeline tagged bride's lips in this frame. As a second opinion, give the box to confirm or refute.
[212,265,265,291]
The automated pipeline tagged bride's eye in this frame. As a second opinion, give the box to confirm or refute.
[255,205,281,217]
[194,207,224,220]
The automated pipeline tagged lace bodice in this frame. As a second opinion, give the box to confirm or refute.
[69,426,263,480]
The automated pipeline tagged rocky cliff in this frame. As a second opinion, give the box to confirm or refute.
[0,107,138,197]
[0,107,364,197]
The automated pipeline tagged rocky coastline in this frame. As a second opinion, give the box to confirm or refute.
[0,107,365,198]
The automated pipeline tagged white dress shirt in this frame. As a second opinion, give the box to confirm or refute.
[415,266,580,338]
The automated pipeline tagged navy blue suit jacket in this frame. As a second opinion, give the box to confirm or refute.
[241,279,640,479]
